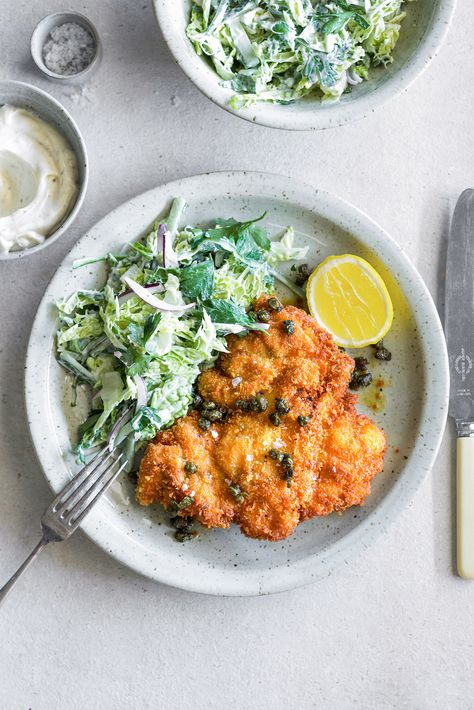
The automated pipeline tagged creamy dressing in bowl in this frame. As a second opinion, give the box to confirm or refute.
[0,105,78,253]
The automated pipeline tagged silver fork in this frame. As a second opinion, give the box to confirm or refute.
[0,447,127,607]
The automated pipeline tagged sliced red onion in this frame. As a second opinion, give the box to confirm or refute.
[118,282,164,305]
[122,276,195,312]
[158,223,167,267]
[133,375,148,410]
[108,408,132,451]
[231,377,242,388]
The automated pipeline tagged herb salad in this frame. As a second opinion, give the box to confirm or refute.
[186,0,410,106]
[56,198,308,468]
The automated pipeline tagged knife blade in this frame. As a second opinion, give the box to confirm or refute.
[445,188,474,579]
[446,189,474,427]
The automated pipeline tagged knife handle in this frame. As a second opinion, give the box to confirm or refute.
[457,437,474,579]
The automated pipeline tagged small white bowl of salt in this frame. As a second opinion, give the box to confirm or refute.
[31,12,101,82]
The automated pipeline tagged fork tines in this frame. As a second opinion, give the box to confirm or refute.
[44,448,127,534]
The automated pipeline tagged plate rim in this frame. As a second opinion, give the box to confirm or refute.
[24,170,449,595]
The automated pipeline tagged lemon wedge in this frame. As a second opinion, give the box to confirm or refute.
[306,254,393,348]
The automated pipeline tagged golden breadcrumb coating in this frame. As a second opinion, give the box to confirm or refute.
[137,298,386,541]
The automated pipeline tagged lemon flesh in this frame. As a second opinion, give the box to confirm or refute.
[306,254,393,348]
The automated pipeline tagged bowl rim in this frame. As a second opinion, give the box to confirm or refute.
[30,11,102,81]
[0,79,89,260]
[153,0,458,131]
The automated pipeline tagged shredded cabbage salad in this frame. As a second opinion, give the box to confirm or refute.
[186,0,410,106]
[56,198,308,468]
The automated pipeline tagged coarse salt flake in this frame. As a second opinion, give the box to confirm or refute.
[42,22,96,76]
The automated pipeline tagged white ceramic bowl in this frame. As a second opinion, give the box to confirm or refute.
[154,0,457,131]
[0,80,88,260]
[25,171,449,595]
[31,12,102,82]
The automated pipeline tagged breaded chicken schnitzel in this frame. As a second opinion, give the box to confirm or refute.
[137,297,386,541]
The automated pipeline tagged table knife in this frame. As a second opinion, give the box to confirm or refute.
[445,189,474,579]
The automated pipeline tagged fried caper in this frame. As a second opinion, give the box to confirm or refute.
[349,372,373,390]
[354,357,369,371]
[174,530,198,542]
[269,448,283,461]
[235,399,250,411]
[192,394,204,409]
[294,263,312,286]
[374,340,392,361]
[275,398,290,415]
[267,297,283,312]
[206,409,223,422]
[198,417,211,431]
[201,400,217,412]
[297,415,311,427]
[256,309,271,323]
[269,412,281,426]
[254,394,268,412]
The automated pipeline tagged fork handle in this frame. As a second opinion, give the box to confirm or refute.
[0,538,49,607]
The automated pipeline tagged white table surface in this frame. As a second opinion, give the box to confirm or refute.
[1,2,473,708]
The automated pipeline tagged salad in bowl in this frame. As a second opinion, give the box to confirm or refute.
[154,0,456,129]
[187,0,410,106]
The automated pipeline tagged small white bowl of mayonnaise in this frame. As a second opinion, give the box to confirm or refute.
[0,80,88,259]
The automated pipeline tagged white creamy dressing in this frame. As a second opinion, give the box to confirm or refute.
[0,105,78,252]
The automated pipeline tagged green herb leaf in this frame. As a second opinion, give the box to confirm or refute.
[179,259,215,301]
[77,411,101,440]
[202,298,254,327]
[320,11,353,34]
[127,323,144,347]
[231,74,257,93]
[131,406,162,437]
[126,314,162,351]
[207,212,267,245]
[235,231,264,262]
[315,5,370,35]
[143,313,162,343]
[145,267,179,284]
[248,224,271,251]
[272,21,290,35]
[122,347,152,376]
[130,241,154,259]
[352,13,369,29]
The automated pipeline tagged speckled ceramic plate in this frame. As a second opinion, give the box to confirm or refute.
[25,172,449,596]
